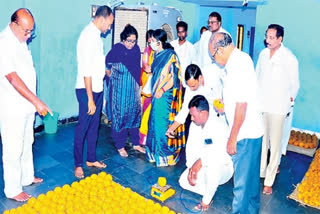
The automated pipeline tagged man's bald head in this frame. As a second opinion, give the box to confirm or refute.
[10,8,35,42]
[209,32,233,50]
[209,32,234,66]
[12,8,33,21]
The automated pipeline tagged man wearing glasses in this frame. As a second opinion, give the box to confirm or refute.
[0,8,52,201]
[209,32,263,214]
[195,12,230,69]
[256,24,299,196]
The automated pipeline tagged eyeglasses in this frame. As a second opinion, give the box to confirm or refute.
[265,34,276,40]
[15,21,34,36]
[126,39,137,44]
[208,20,219,25]
[212,48,219,59]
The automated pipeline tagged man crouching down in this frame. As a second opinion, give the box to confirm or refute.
[178,95,233,211]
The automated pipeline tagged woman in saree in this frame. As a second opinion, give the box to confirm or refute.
[145,29,186,167]
[105,24,145,157]
[139,29,154,145]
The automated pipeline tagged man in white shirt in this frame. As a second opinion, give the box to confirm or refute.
[209,32,264,214]
[165,63,225,137]
[0,8,52,201]
[193,26,208,62]
[196,12,230,69]
[170,21,195,87]
[74,6,114,179]
[256,24,299,195]
[178,95,233,211]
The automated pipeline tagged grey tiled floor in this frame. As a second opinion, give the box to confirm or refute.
[0,122,320,213]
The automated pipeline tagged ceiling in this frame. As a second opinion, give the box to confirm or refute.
[178,0,267,8]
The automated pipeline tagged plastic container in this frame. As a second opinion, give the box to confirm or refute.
[43,112,59,134]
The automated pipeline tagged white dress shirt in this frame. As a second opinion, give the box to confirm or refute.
[0,25,36,115]
[223,48,264,141]
[76,22,106,93]
[174,63,223,124]
[170,39,195,87]
[256,44,299,115]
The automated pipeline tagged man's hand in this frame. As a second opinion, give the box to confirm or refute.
[34,99,52,116]
[5,72,52,117]
[87,100,96,115]
[188,159,202,186]
[226,102,247,155]
[227,137,237,155]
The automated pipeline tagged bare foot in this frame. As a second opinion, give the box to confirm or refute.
[75,167,84,179]
[118,148,128,157]
[263,186,273,195]
[86,161,107,169]
[11,192,31,202]
[32,177,43,184]
[194,200,212,211]
[133,145,146,154]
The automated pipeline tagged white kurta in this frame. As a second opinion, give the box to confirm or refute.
[0,25,37,198]
[170,39,195,87]
[256,44,299,115]
[223,48,264,141]
[179,113,233,204]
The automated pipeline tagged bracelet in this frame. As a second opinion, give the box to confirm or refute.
[161,87,165,93]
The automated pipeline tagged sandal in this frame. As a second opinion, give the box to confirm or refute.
[75,167,84,179]
[86,161,107,169]
[118,148,128,157]
[133,145,146,154]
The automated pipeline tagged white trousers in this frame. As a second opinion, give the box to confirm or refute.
[281,107,293,156]
[0,113,35,198]
[179,162,233,205]
[260,112,285,187]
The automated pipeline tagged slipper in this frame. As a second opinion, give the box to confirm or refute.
[86,161,107,169]
[118,148,128,157]
[74,167,84,179]
[263,186,273,195]
[32,177,43,184]
[133,145,146,154]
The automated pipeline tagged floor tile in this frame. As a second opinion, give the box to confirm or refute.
[1,123,320,213]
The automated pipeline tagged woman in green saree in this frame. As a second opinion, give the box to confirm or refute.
[145,29,185,167]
